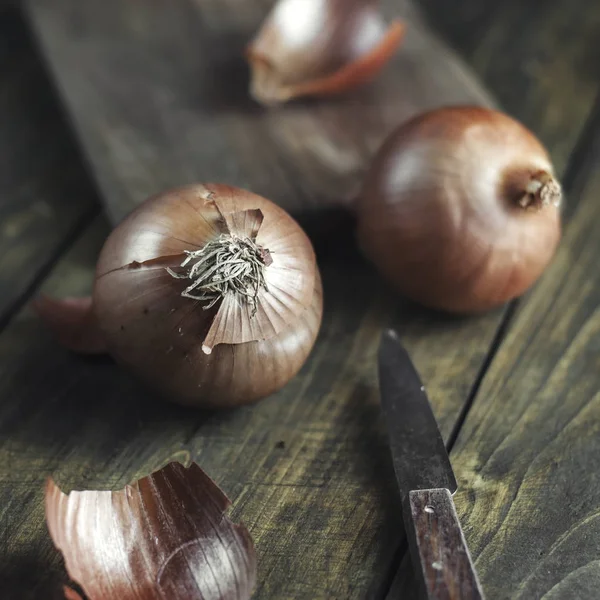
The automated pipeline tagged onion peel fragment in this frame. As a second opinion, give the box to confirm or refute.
[46,462,257,600]
[32,296,107,354]
[247,19,405,105]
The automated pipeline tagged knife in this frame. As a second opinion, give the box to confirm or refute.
[378,329,485,600]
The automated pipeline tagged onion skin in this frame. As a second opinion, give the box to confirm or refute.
[93,184,322,408]
[357,106,562,314]
[246,0,404,105]
[32,296,106,354]
[46,462,256,600]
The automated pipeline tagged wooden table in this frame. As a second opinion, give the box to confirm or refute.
[1,1,599,598]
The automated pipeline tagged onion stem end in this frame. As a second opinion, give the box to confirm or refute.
[518,170,562,210]
[166,234,271,314]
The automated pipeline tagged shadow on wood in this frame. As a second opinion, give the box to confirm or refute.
[0,553,69,600]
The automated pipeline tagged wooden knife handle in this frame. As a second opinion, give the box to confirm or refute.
[406,488,484,600]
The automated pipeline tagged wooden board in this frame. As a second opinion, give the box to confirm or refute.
[388,107,600,598]
[417,0,600,173]
[9,2,508,598]
[384,2,600,592]
[24,0,495,225]
[0,218,111,600]
[0,223,512,598]
[448,116,600,600]
[12,0,600,597]
[0,6,98,326]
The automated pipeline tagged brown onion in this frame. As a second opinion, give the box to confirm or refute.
[246,0,404,105]
[357,106,562,313]
[38,184,322,408]
[46,461,256,600]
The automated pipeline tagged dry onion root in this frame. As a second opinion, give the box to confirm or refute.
[36,184,323,409]
[246,0,405,105]
[357,106,562,313]
[46,462,256,600]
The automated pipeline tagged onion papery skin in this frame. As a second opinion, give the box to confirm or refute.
[357,106,562,314]
[93,184,323,408]
[45,462,257,600]
[246,0,404,105]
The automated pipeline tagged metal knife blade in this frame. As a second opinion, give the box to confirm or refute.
[377,329,457,496]
[378,329,484,600]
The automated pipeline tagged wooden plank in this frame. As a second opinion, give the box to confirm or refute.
[0,6,98,325]
[0,0,15,14]
[0,218,111,599]
[0,222,511,598]
[13,0,599,597]
[382,1,600,594]
[10,2,515,596]
[389,112,600,598]
[449,123,600,599]
[23,0,495,225]
[417,0,600,173]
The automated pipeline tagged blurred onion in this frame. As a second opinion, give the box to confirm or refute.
[246,0,404,104]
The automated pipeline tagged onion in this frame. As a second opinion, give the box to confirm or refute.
[46,461,256,600]
[356,106,562,313]
[37,184,323,408]
[246,0,404,105]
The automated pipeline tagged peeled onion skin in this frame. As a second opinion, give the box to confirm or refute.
[46,462,257,600]
[357,106,562,314]
[246,0,404,105]
[93,184,323,409]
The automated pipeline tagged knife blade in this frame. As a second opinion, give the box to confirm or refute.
[378,329,485,600]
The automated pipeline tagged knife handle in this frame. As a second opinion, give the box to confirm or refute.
[406,488,484,600]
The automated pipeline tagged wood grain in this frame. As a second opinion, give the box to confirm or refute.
[408,489,483,600]
[9,3,514,597]
[418,0,600,173]
[384,1,600,595]
[0,6,98,325]
[0,218,111,600]
[391,114,600,599]
[7,0,599,598]
[0,221,512,599]
[23,0,495,225]
[449,122,600,599]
